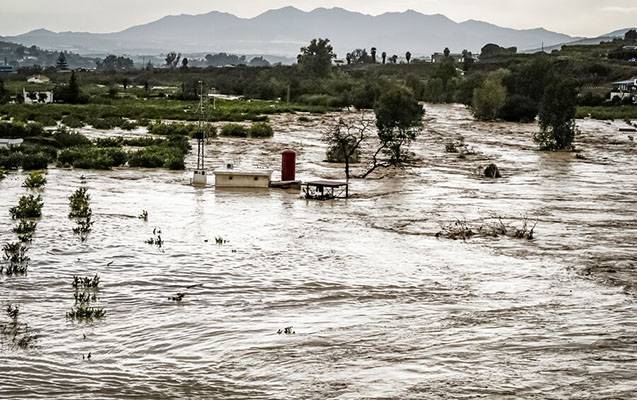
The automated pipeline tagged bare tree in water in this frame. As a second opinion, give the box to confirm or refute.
[322,113,374,196]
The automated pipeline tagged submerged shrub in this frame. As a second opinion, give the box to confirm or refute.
[21,153,49,170]
[9,194,43,219]
[220,123,248,138]
[58,147,127,169]
[23,170,47,189]
[248,122,274,138]
[53,128,92,148]
[61,115,85,128]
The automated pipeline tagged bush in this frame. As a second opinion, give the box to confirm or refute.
[128,145,185,169]
[53,128,92,148]
[220,123,248,138]
[535,79,578,150]
[95,137,123,147]
[497,95,538,122]
[120,120,138,130]
[23,171,47,188]
[22,153,49,170]
[0,121,46,139]
[0,152,24,169]
[248,122,274,138]
[9,194,43,219]
[472,72,507,121]
[61,115,85,128]
[58,147,127,169]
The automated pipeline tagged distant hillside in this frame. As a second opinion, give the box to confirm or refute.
[0,39,96,68]
[4,7,577,58]
[526,27,637,53]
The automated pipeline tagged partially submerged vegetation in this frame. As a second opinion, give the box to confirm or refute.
[436,217,537,241]
[68,186,93,241]
[0,122,190,170]
[0,304,38,350]
[67,274,105,322]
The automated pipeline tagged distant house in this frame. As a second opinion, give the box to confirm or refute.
[431,53,465,63]
[23,88,54,104]
[610,78,637,103]
[0,138,24,149]
[27,75,51,84]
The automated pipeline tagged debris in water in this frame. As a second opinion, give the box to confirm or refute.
[484,163,501,178]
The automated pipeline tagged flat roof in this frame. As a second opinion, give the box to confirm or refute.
[304,180,348,187]
[213,169,272,177]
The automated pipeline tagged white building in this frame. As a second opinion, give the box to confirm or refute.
[23,88,53,104]
[610,78,637,103]
[0,138,24,149]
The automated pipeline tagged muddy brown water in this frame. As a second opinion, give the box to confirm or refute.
[1,104,635,398]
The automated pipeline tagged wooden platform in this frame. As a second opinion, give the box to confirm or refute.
[303,180,349,200]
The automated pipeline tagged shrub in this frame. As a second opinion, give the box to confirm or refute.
[53,128,92,148]
[0,121,45,139]
[21,153,49,170]
[23,170,47,188]
[0,152,24,170]
[128,146,185,169]
[58,147,127,169]
[535,79,578,150]
[472,73,507,121]
[220,123,248,138]
[497,95,538,122]
[248,122,274,138]
[120,120,138,130]
[9,194,44,219]
[95,137,123,148]
[61,115,85,128]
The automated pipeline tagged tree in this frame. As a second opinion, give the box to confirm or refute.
[0,79,9,104]
[534,78,578,150]
[405,51,412,64]
[97,55,134,71]
[443,47,451,58]
[381,52,387,64]
[625,29,637,42]
[348,49,371,64]
[390,55,398,64]
[249,56,271,67]
[480,43,517,58]
[297,38,336,77]
[497,95,538,122]
[181,58,189,69]
[323,113,374,194]
[462,50,475,70]
[371,47,377,63]
[56,52,68,70]
[122,78,129,91]
[472,71,507,121]
[55,70,86,104]
[146,61,153,71]
[363,85,424,177]
[165,52,181,68]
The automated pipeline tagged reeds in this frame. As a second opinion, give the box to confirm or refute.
[1,304,38,350]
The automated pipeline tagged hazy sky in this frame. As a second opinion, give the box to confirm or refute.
[1,0,635,37]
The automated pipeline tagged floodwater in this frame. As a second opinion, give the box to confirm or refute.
[1,104,635,399]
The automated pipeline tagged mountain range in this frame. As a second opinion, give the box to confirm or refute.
[0,7,606,58]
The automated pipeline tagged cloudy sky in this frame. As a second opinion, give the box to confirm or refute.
[1,0,635,37]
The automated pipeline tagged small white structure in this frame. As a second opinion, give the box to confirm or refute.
[610,78,637,102]
[0,138,24,149]
[192,169,208,186]
[213,168,272,188]
[23,88,53,104]
[27,75,50,84]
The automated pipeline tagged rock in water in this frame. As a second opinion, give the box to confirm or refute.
[484,163,501,178]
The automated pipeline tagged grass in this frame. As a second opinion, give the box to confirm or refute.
[577,106,637,120]
[0,98,330,127]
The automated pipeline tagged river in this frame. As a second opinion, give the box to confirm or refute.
[1,104,635,398]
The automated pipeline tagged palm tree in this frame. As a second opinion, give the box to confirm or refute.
[405,51,412,64]
[381,52,387,64]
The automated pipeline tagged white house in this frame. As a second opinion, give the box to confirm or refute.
[0,138,24,149]
[23,88,53,104]
[610,78,637,103]
[27,75,51,84]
